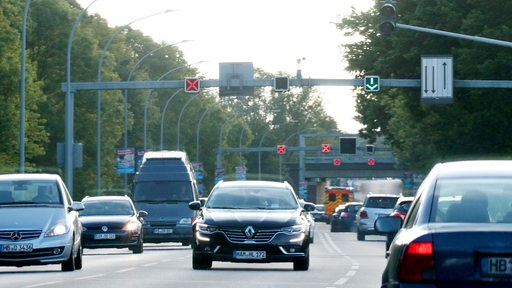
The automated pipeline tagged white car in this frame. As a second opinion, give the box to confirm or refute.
[355,194,400,241]
[0,174,85,271]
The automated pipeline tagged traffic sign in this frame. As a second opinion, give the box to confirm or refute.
[333,159,341,166]
[364,76,380,92]
[421,55,453,103]
[321,144,331,153]
[185,77,200,93]
[277,145,286,154]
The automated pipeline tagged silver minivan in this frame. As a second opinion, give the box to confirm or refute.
[0,174,84,271]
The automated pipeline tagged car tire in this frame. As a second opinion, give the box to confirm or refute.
[357,229,365,241]
[293,249,309,271]
[62,243,76,272]
[74,243,83,270]
[132,242,144,254]
[192,252,212,270]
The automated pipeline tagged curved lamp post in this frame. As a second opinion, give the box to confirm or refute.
[177,92,202,150]
[195,103,223,162]
[96,9,173,193]
[160,89,183,150]
[258,121,296,180]
[144,61,205,149]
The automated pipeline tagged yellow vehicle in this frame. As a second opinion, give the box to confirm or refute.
[324,186,354,223]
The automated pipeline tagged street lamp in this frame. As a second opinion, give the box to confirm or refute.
[177,92,202,150]
[160,89,183,150]
[195,103,223,162]
[258,121,296,180]
[144,61,205,149]
[96,9,173,193]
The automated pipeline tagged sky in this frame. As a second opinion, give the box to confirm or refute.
[77,0,373,133]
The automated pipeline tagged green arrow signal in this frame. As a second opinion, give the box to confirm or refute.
[364,76,380,92]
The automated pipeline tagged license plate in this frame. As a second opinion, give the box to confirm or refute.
[94,233,116,240]
[233,250,266,259]
[0,243,33,252]
[153,228,173,234]
[481,257,512,276]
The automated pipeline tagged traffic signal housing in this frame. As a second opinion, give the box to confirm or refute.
[379,0,397,35]
[274,76,289,92]
[185,77,200,93]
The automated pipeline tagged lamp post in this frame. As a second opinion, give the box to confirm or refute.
[96,10,173,193]
[144,61,205,149]
[62,0,98,191]
[196,103,223,162]
[160,89,183,150]
[279,127,316,181]
[258,121,296,180]
[177,92,202,150]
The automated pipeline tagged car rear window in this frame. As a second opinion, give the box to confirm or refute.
[365,197,398,209]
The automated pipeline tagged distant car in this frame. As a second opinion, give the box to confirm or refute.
[376,160,512,287]
[309,204,326,222]
[355,194,400,241]
[0,173,85,271]
[331,202,363,232]
[189,180,315,270]
[385,196,414,252]
[79,196,147,254]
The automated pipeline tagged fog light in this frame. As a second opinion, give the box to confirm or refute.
[290,248,296,253]
[53,248,62,255]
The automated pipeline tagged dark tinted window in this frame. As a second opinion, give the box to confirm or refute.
[365,196,398,209]
[133,181,193,202]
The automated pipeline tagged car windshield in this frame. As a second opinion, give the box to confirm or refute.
[133,181,193,202]
[365,197,398,209]
[80,200,134,216]
[205,187,298,210]
[430,178,512,223]
[0,180,62,205]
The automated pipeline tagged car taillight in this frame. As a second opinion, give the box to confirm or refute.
[359,210,368,218]
[340,212,349,218]
[398,241,435,282]
[390,211,406,220]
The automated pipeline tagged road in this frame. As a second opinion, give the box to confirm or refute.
[0,223,387,288]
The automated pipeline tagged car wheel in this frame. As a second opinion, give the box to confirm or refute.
[132,241,144,254]
[74,243,83,270]
[192,252,212,270]
[357,229,365,241]
[293,249,309,271]
[62,243,76,271]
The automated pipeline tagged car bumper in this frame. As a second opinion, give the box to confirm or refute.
[82,232,141,249]
[0,234,74,266]
[193,231,309,263]
[143,226,192,243]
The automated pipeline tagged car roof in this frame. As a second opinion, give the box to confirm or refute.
[366,194,401,198]
[214,180,292,189]
[346,202,363,205]
[0,173,62,181]
[433,160,512,178]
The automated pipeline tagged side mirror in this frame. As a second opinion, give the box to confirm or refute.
[303,202,316,212]
[70,201,85,212]
[375,215,402,234]
[188,201,202,211]
[138,210,148,218]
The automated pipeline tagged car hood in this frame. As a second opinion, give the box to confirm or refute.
[79,215,133,225]
[202,209,301,227]
[0,205,67,230]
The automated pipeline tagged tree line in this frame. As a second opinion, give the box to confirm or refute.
[1,0,339,198]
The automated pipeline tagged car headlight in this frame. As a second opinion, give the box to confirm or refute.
[281,223,306,234]
[124,221,139,232]
[45,223,70,237]
[179,217,192,225]
[196,223,218,233]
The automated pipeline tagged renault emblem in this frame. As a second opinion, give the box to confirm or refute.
[244,226,255,238]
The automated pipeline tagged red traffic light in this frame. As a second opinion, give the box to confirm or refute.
[185,77,200,93]
[333,159,341,166]
[367,158,375,165]
[277,145,286,154]
[321,144,331,153]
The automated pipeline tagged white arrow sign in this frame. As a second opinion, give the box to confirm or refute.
[421,55,453,104]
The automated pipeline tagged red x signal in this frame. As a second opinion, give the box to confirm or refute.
[185,77,200,93]
[277,145,286,154]
[321,144,331,153]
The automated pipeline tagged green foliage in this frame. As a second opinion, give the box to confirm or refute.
[337,0,512,173]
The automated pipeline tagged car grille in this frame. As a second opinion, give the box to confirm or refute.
[221,228,280,243]
[0,230,42,241]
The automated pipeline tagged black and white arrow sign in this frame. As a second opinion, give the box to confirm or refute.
[421,55,453,104]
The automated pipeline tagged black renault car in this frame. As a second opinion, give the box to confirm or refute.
[188,180,315,270]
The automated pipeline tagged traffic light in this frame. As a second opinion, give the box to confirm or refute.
[277,145,286,154]
[364,76,380,92]
[339,137,356,154]
[366,144,375,154]
[379,0,397,36]
[274,76,289,92]
[184,77,200,93]
[333,159,341,166]
[367,158,376,166]
[321,144,331,153]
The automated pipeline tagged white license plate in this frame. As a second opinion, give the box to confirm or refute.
[1,243,33,252]
[153,228,173,234]
[233,250,266,259]
[481,257,512,275]
[94,233,116,240]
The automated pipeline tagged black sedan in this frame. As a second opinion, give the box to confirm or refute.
[79,196,147,254]
[189,180,315,270]
[331,202,363,232]
[376,160,512,287]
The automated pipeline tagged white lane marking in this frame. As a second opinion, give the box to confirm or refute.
[321,232,360,287]
[115,267,136,273]
[76,274,106,280]
[24,281,62,288]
